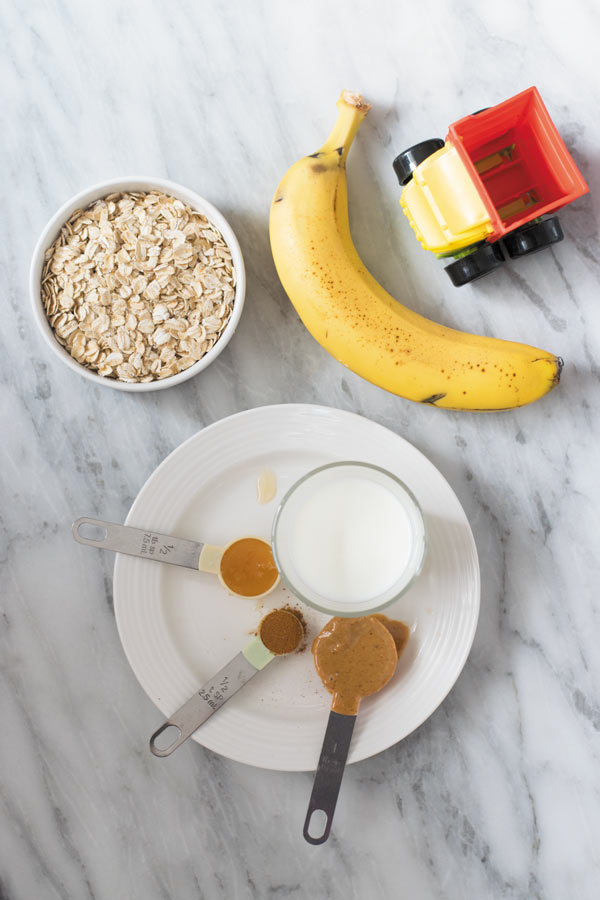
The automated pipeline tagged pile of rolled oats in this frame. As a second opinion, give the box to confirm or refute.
[41,191,236,382]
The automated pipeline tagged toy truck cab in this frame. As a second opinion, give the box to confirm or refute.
[394,87,588,286]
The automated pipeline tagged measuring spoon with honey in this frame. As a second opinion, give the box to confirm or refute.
[149,608,304,756]
[304,614,409,845]
[72,517,280,600]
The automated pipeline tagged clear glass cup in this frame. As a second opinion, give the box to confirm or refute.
[272,461,427,616]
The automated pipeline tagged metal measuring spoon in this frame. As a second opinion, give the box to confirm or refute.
[303,617,399,845]
[149,609,304,756]
[72,517,280,599]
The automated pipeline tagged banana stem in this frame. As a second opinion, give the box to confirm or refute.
[319,91,371,160]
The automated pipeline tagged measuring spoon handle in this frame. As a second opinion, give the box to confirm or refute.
[72,517,204,570]
[149,651,261,756]
[303,711,357,845]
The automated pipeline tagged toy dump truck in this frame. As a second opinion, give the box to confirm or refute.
[393,87,588,286]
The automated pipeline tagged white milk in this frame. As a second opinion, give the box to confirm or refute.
[288,476,414,605]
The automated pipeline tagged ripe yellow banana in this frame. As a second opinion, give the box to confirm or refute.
[269,91,562,410]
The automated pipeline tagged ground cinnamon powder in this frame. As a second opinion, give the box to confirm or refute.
[259,608,304,655]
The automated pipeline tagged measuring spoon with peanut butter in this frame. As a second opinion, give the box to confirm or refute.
[304,615,409,845]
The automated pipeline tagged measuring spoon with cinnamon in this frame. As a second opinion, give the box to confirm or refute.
[304,614,409,844]
[150,608,304,756]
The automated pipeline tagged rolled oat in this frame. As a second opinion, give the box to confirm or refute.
[41,191,236,382]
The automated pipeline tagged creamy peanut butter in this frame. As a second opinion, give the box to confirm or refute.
[312,616,400,715]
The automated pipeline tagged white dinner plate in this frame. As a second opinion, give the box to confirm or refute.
[114,404,480,771]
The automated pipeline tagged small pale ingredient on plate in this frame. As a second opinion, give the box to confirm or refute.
[219,537,279,597]
[312,615,409,715]
[256,468,277,504]
[41,191,236,382]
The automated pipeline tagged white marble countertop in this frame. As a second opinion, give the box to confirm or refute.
[2,1,599,897]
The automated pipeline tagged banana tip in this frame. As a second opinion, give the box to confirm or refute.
[554,355,564,386]
[339,90,371,115]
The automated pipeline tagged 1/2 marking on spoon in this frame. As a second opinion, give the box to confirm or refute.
[140,531,176,557]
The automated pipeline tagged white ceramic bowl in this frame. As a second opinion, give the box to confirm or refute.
[29,177,246,391]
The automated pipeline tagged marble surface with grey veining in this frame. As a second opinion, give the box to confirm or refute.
[2,1,600,897]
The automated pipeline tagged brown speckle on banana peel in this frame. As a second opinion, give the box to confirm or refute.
[428,355,562,410]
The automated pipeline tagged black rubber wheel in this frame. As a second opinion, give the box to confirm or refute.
[501,217,564,258]
[392,138,445,186]
[444,242,505,287]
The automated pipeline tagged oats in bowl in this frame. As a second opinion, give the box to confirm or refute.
[40,191,236,383]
